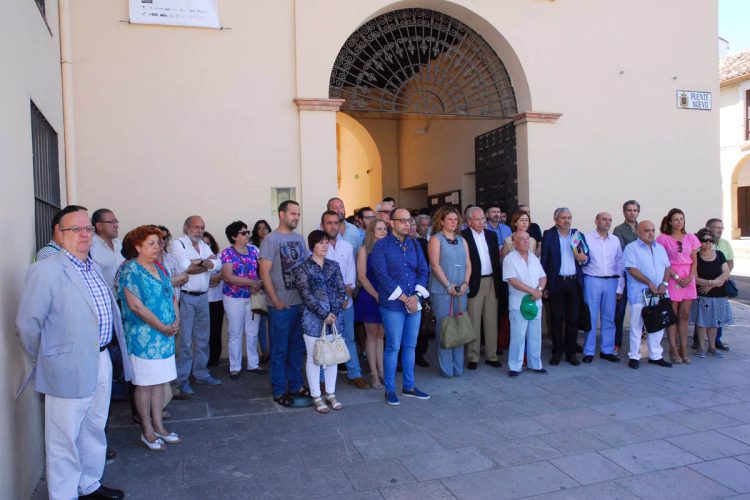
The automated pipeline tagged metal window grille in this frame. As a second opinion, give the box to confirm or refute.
[31,101,60,251]
[35,0,45,18]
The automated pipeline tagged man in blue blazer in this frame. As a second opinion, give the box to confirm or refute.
[540,208,589,366]
[16,206,131,500]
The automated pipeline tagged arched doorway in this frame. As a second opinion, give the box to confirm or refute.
[336,113,383,210]
[329,7,521,213]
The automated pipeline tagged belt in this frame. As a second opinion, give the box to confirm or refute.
[99,344,109,352]
[587,275,620,279]
[183,290,207,296]
[559,275,577,281]
[481,274,493,278]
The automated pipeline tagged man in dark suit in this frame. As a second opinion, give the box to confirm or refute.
[540,207,589,366]
[462,207,503,369]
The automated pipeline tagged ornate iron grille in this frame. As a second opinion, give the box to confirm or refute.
[475,122,517,211]
[330,9,517,118]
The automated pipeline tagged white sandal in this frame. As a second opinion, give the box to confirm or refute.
[312,396,330,414]
[155,431,182,444]
[325,393,343,411]
[141,434,166,451]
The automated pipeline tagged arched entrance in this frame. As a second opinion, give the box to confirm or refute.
[336,113,383,210]
[329,7,522,213]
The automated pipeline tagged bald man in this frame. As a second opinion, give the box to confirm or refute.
[622,221,672,369]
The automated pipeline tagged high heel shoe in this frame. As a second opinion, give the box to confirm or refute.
[141,434,166,451]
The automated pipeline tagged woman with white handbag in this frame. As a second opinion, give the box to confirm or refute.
[293,230,347,413]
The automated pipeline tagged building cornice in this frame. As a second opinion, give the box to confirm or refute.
[294,98,345,111]
[513,112,563,125]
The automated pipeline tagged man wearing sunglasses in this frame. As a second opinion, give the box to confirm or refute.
[17,207,131,500]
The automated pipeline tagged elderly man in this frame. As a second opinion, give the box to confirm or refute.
[321,210,370,389]
[582,212,624,363]
[706,218,733,351]
[327,197,362,258]
[371,208,430,406]
[486,205,512,243]
[623,221,673,369]
[613,200,640,353]
[541,208,589,366]
[461,206,503,369]
[90,208,124,293]
[259,200,310,407]
[17,206,131,500]
[503,231,547,377]
[170,215,223,395]
[34,205,87,262]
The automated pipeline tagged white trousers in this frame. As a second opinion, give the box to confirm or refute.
[628,302,665,361]
[303,334,338,398]
[223,296,260,372]
[45,350,112,500]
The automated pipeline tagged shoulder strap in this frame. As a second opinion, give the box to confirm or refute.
[154,260,169,277]
[178,239,186,249]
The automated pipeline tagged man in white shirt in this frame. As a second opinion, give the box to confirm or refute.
[321,211,370,389]
[170,215,223,395]
[503,231,547,377]
[90,208,124,293]
[582,212,624,363]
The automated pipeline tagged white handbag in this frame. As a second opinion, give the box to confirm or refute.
[312,323,350,366]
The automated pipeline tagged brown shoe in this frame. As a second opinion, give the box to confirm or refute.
[348,377,370,389]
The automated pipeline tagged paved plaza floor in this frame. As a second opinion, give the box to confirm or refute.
[33,302,750,499]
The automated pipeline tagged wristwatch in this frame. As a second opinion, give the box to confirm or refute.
[536,286,543,291]
[660,281,669,287]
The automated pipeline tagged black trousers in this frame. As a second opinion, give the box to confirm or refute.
[548,278,581,357]
[208,299,224,366]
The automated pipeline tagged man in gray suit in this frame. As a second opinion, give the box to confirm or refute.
[16,206,131,500]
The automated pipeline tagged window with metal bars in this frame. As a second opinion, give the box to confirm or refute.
[31,101,61,252]
[35,0,45,18]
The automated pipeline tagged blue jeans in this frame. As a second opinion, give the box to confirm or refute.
[268,305,305,398]
[583,276,617,356]
[380,307,421,393]
[341,305,362,379]
[509,309,542,372]
[176,293,211,383]
[431,293,465,377]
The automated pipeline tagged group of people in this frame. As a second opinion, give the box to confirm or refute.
[15,196,736,500]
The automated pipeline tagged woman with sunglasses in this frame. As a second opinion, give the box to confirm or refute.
[691,228,733,357]
[221,221,265,379]
[657,208,700,364]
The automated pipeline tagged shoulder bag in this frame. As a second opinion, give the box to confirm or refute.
[641,292,677,333]
[725,278,739,298]
[440,296,475,349]
[313,323,350,366]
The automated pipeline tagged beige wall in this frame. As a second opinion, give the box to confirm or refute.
[1,2,65,497]
[336,113,383,212]
[357,117,400,207]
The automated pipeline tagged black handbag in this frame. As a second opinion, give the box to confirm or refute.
[725,279,739,298]
[578,301,592,332]
[641,294,677,333]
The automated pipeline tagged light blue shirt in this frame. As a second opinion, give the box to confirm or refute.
[486,222,512,243]
[623,239,671,305]
[558,231,576,276]
[342,220,362,260]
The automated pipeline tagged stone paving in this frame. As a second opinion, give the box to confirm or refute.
[32,302,750,499]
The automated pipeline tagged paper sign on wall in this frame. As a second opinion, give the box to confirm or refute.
[129,0,220,29]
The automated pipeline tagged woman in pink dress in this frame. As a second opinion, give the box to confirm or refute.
[656,208,699,364]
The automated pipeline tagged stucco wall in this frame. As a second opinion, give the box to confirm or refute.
[1,2,65,497]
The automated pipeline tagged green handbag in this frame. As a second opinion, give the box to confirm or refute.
[439,296,476,349]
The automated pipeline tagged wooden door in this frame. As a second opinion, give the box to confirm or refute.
[739,186,750,236]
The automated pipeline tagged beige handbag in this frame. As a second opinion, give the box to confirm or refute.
[251,290,268,315]
[312,323,350,366]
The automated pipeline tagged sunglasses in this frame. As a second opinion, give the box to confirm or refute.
[677,241,682,253]
[701,238,714,243]
[238,230,251,236]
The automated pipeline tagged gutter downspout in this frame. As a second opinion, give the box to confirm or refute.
[58,0,77,203]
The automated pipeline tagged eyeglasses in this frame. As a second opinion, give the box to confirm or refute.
[378,210,392,214]
[393,218,411,224]
[362,215,376,220]
[238,230,251,236]
[701,238,714,243]
[100,219,119,225]
[61,225,95,234]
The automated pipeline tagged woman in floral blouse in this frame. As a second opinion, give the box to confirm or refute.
[221,221,266,380]
[119,225,181,451]
[294,230,346,414]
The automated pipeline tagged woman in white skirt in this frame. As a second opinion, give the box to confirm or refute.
[221,221,266,379]
[691,228,733,358]
[119,225,181,451]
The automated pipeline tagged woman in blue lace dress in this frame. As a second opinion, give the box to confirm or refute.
[293,230,346,414]
[119,225,181,450]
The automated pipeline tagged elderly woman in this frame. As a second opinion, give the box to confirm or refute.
[119,225,181,451]
[691,228,733,358]
[251,219,272,362]
[356,219,388,388]
[502,210,540,258]
[428,206,472,377]
[221,221,265,379]
[294,230,346,414]
[657,208,700,364]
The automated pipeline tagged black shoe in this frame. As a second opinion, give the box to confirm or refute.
[600,353,620,363]
[582,355,594,364]
[648,358,672,368]
[628,359,639,369]
[575,344,583,353]
[528,368,548,374]
[79,485,125,499]
[229,371,240,380]
[566,355,580,366]
[467,362,478,370]
[549,356,561,366]
[715,341,730,351]
[508,370,520,377]
[415,355,430,368]
[485,360,502,368]
[337,364,348,374]
[247,367,268,374]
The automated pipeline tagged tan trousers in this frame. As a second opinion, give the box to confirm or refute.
[467,276,499,362]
